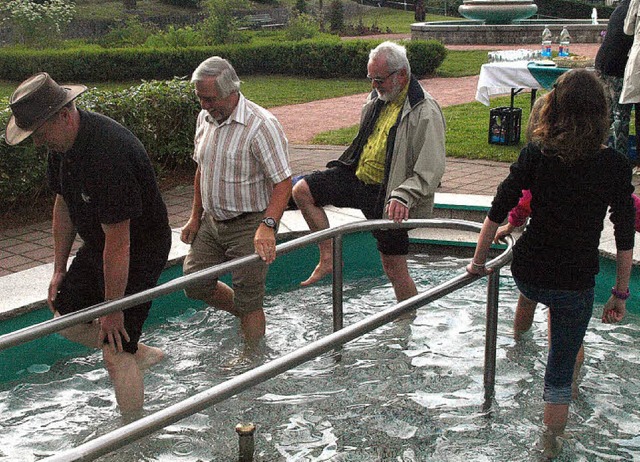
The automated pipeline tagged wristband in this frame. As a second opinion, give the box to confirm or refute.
[471,261,485,270]
[611,287,630,300]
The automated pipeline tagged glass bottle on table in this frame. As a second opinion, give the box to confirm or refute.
[541,26,552,58]
[559,27,571,57]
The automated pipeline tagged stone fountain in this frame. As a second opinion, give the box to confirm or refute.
[459,0,538,24]
[411,0,608,44]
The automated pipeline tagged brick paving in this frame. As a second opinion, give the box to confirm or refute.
[0,42,607,276]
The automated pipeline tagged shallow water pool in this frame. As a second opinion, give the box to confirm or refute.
[1,237,639,461]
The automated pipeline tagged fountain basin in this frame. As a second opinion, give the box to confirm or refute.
[459,1,538,24]
[411,19,608,44]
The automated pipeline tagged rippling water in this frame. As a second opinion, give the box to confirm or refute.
[1,254,639,461]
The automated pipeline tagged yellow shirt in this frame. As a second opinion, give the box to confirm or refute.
[355,84,409,185]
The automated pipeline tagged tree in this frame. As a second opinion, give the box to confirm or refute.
[200,0,248,44]
[415,0,425,21]
[328,0,344,33]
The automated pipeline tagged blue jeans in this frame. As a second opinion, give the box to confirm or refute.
[515,279,594,404]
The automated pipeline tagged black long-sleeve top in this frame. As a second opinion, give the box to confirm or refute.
[488,143,635,290]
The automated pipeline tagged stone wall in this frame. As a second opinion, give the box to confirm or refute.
[411,21,609,44]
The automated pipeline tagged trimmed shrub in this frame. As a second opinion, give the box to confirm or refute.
[0,39,446,81]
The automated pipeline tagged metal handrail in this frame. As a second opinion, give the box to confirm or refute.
[0,219,501,351]
[0,219,514,462]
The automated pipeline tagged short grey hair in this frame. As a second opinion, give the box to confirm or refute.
[369,41,411,76]
[191,56,241,98]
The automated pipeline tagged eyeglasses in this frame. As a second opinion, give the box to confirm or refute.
[367,69,399,85]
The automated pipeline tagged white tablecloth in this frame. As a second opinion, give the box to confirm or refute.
[475,61,542,106]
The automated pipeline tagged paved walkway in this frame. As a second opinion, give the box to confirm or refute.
[0,42,604,276]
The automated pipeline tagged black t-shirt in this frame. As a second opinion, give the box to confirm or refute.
[488,143,635,290]
[47,110,170,262]
[595,0,633,78]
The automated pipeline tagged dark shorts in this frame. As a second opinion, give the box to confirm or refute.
[53,240,170,354]
[304,165,409,255]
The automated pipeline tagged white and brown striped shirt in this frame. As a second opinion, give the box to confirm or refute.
[193,94,291,221]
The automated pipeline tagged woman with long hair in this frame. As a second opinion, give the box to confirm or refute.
[467,69,635,459]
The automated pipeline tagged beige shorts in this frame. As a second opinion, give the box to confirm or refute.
[183,212,267,316]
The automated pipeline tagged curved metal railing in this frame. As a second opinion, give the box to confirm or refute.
[0,219,514,462]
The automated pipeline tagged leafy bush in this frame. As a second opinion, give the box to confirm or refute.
[200,0,248,45]
[295,0,307,14]
[1,0,75,48]
[0,78,200,211]
[406,39,448,77]
[144,25,206,48]
[284,13,320,41]
[98,18,158,48]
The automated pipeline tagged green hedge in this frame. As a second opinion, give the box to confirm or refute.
[0,39,447,82]
[0,39,447,211]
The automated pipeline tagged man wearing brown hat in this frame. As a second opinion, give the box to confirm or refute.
[5,72,172,415]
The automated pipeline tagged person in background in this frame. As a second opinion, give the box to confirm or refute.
[467,69,635,459]
[595,0,639,161]
[292,41,445,303]
[180,56,292,347]
[4,72,172,415]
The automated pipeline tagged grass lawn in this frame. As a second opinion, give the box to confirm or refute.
[313,94,539,164]
[351,9,451,34]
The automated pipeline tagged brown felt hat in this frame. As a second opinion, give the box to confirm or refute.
[5,72,87,146]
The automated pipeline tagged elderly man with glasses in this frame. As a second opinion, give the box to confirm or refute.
[292,41,446,303]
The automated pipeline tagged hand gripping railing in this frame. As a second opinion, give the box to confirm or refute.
[0,219,514,462]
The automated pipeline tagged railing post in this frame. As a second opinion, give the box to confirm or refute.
[483,269,500,411]
[332,234,344,333]
[236,423,255,462]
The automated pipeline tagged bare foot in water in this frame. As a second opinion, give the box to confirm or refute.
[135,343,165,371]
[300,262,333,286]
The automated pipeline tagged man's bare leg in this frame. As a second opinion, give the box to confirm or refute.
[292,179,333,286]
[134,343,165,371]
[54,311,102,348]
[208,281,236,313]
[56,310,163,371]
[102,345,144,415]
[380,253,417,302]
[240,309,266,344]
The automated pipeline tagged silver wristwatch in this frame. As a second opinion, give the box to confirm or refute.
[261,216,277,230]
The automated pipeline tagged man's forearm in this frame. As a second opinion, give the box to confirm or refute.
[264,177,293,221]
[191,166,204,220]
